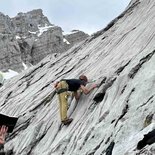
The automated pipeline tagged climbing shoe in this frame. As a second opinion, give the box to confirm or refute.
[62,118,73,125]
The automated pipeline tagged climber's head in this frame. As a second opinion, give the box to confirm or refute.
[79,75,88,86]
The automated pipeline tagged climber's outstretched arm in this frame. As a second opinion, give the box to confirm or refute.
[80,84,97,95]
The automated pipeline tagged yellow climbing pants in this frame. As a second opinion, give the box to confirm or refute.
[56,81,69,121]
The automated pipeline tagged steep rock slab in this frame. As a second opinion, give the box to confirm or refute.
[1,0,155,154]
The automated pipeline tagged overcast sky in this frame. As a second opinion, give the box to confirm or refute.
[0,0,131,34]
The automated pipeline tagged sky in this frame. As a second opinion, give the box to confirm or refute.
[0,0,131,35]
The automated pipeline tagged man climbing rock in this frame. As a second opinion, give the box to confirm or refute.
[54,75,97,125]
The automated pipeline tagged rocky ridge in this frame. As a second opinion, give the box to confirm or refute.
[63,30,89,50]
[0,9,89,72]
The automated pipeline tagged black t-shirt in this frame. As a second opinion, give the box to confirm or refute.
[65,79,85,91]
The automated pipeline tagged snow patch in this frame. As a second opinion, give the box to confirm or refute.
[63,38,70,44]
[3,69,18,80]
[28,31,37,34]
[37,25,54,37]
[0,71,4,84]
[63,30,79,35]
[22,62,28,70]
[16,36,21,39]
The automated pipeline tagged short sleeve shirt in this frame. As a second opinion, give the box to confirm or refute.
[65,79,85,91]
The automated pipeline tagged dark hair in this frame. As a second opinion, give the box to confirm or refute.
[79,75,88,83]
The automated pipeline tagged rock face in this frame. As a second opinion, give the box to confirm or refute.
[65,30,89,44]
[1,0,155,154]
[63,30,89,50]
[0,34,24,72]
[0,12,15,34]
[0,13,24,72]
[31,26,64,65]
[0,9,89,71]
[12,9,51,35]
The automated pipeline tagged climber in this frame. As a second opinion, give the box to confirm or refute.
[0,71,4,87]
[54,75,97,125]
